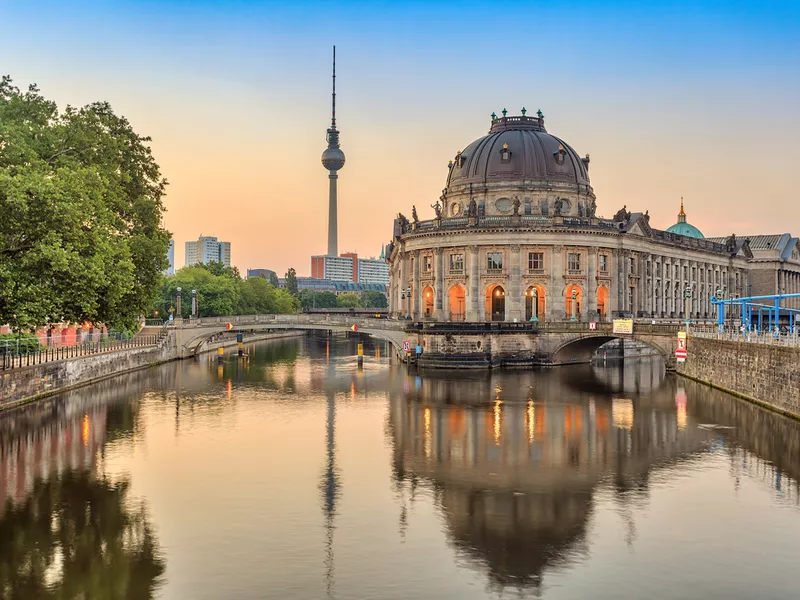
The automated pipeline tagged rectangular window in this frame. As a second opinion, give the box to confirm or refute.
[683,265,688,279]
[599,255,608,272]
[487,252,503,271]
[568,253,581,271]
[528,251,544,271]
[449,253,464,272]
[423,256,432,273]
[674,265,679,279]
[647,261,651,277]
[628,257,635,273]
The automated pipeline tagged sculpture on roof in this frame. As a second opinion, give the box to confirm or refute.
[725,233,737,254]
[397,213,409,233]
[613,205,631,223]
[411,205,419,224]
[468,198,478,217]
[512,196,521,215]
[587,198,597,218]
[431,200,442,220]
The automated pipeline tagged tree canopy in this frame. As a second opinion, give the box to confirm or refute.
[0,76,171,330]
[154,264,298,318]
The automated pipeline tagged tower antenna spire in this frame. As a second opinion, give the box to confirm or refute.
[331,45,336,129]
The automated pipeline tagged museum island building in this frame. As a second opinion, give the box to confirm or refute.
[386,110,755,323]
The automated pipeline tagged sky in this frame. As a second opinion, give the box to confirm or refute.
[2,0,799,276]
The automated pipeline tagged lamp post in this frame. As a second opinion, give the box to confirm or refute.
[570,289,578,321]
[527,288,539,322]
[401,286,411,319]
[684,285,692,335]
[191,289,197,319]
[176,287,182,319]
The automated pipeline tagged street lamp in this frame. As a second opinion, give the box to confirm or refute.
[527,288,539,322]
[570,289,578,321]
[684,285,692,334]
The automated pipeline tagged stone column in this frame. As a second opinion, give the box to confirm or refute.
[547,245,564,321]
[623,250,631,314]
[434,248,445,321]
[412,251,420,321]
[467,246,480,322]
[399,251,408,318]
[587,246,598,320]
[508,245,522,322]
[610,248,620,318]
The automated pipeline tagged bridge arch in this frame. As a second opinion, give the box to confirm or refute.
[551,334,670,365]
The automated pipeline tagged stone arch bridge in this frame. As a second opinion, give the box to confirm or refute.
[173,315,682,368]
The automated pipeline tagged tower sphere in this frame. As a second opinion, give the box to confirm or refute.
[322,146,346,171]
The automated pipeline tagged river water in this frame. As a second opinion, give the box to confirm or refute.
[1,335,800,599]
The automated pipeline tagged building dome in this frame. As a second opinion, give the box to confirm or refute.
[666,199,704,239]
[442,110,594,218]
[446,111,591,190]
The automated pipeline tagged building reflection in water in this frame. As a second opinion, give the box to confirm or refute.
[0,376,165,597]
[388,363,719,593]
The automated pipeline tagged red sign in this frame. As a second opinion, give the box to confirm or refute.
[226,323,233,330]
[351,324,358,332]
[589,322,597,331]
[675,347,687,360]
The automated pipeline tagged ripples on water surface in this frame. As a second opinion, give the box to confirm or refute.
[1,336,799,599]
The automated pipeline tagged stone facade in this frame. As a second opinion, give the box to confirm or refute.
[677,337,800,419]
[387,112,754,324]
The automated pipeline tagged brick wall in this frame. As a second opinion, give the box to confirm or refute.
[677,337,800,419]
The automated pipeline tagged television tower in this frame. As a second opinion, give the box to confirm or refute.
[321,46,345,257]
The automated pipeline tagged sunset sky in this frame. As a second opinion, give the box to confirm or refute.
[3,1,799,276]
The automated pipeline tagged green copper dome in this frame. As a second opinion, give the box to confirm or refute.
[666,199,704,239]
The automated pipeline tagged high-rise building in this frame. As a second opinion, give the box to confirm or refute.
[310,251,389,286]
[164,239,175,275]
[321,46,345,257]
[185,236,231,267]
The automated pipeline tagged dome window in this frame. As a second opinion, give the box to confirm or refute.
[499,143,511,163]
[554,144,567,165]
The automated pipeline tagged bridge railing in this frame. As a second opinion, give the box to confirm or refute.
[690,325,800,347]
[0,335,161,371]
[179,314,404,331]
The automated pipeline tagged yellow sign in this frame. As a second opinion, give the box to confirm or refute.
[357,343,364,357]
[612,319,634,334]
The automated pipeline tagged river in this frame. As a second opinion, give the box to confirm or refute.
[1,335,799,599]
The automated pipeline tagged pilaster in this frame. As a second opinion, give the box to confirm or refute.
[508,245,522,322]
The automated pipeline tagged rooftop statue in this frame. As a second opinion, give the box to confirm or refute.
[431,200,442,220]
[613,205,631,223]
[412,206,419,224]
[512,197,521,215]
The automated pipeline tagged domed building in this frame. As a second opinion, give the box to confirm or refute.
[387,110,753,322]
[666,199,704,239]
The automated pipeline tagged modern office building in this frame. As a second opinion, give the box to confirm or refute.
[247,268,278,281]
[164,239,175,275]
[311,252,389,285]
[185,236,231,267]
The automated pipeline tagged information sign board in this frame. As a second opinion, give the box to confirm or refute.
[612,319,634,334]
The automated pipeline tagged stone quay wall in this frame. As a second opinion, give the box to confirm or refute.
[0,330,304,410]
[677,337,800,420]
[0,343,173,411]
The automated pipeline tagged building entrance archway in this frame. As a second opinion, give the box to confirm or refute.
[525,285,546,321]
[486,285,505,321]
[597,285,609,321]
[448,284,466,321]
[565,284,583,321]
[422,286,434,318]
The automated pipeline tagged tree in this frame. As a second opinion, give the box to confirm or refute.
[336,292,362,308]
[0,76,171,330]
[285,267,298,296]
[361,290,389,308]
[269,271,280,288]
[299,290,338,310]
[199,260,240,280]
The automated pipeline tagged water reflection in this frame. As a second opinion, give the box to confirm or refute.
[389,365,720,593]
[0,379,165,598]
[1,336,800,599]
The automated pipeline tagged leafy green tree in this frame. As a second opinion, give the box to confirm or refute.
[285,267,298,296]
[299,290,338,310]
[361,290,389,308]
[336,292,362,308]
[272,288,300,314]
[0,76,170,330]
[269,272,280,288]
